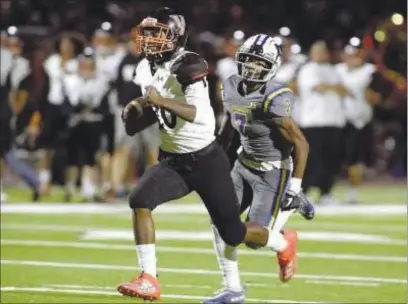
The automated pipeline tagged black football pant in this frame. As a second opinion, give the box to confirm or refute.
[302,127,343,195]
[129,141,246,247]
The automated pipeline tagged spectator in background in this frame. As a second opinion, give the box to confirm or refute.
[92,22,126,199]
[215,36,240,83]
[38,33,81,195]
[274,36,307,124]
[63,47,110,202]
[111,37,159,199]
[296,41,347,205]
[335,39,377,203]
[0,28,40,201]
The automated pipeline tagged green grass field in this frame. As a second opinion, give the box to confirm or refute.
[1,186,407,303]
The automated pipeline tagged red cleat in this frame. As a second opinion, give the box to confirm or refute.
[117,272,160,301]
[277,229,298,282]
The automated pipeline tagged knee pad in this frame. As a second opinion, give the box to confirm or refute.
[214,219,246,247]
[128,187,153,210]
[244,241,262,250]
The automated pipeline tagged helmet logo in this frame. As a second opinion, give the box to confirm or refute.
[170,15,186,36]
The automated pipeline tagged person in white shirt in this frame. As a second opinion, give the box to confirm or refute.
[274,37,307,124]
[335,40,376,203]
[39,34,81,195]
[92,22,127,199]
[296,41,348,205]
[63,47,111,202]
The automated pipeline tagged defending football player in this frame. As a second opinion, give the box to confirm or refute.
[116,8,306,301]
[204,34,313,303]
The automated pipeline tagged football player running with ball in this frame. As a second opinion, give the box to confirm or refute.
[204,34,314,303]
[117,8,312,302]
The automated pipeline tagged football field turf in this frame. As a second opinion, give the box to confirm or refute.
[1,198,407,303]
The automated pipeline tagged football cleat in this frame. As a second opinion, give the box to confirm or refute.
[202,289,245,304]
[297,192,315,220]
[277,229,298,282]
[116,272,160,301]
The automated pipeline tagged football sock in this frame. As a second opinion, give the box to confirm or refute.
[273,209,296,233]
[212,225,242,292]
[136,244,157,277]
[266,229,288,252]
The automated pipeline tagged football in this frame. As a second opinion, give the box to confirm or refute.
[123,98,158,135]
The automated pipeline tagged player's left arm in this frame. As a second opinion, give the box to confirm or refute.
[264,89,309,193]
[145,53,209,124]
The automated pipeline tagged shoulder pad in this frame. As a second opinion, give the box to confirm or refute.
[171,52,208,86]
[263,83,295,117]
[264,79,287,96]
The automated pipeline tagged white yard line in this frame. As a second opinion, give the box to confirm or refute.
[1,203,406,216]
[3,222,405,245]
[1,239,406,263]
[47,283,213,290]
[305,280,380,287]
[0,286,324,304]
[1,259,405,284]
[3,221,406,234]
[82,229,407,245]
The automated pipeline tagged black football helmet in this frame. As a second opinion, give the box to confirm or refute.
[132,7,188,64]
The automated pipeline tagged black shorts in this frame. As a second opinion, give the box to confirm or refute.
[129,141,246,242]
[37,104,69,149]
[344,123,373,166]
[66,122,101,167]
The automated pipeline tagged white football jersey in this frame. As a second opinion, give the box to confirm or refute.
[335,62,376,129]
[43,54,78,105]
[133,51,215,153]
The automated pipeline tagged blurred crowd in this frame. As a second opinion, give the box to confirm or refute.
[0,0,406,203]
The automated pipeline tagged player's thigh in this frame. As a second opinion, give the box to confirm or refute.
[128,160,191,210]
[247,168,291,229]
[193,144,245,246]
[231,160,253,214]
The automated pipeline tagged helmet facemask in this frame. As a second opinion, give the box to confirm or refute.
[132,16,184,61]
[236,53,276,83]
